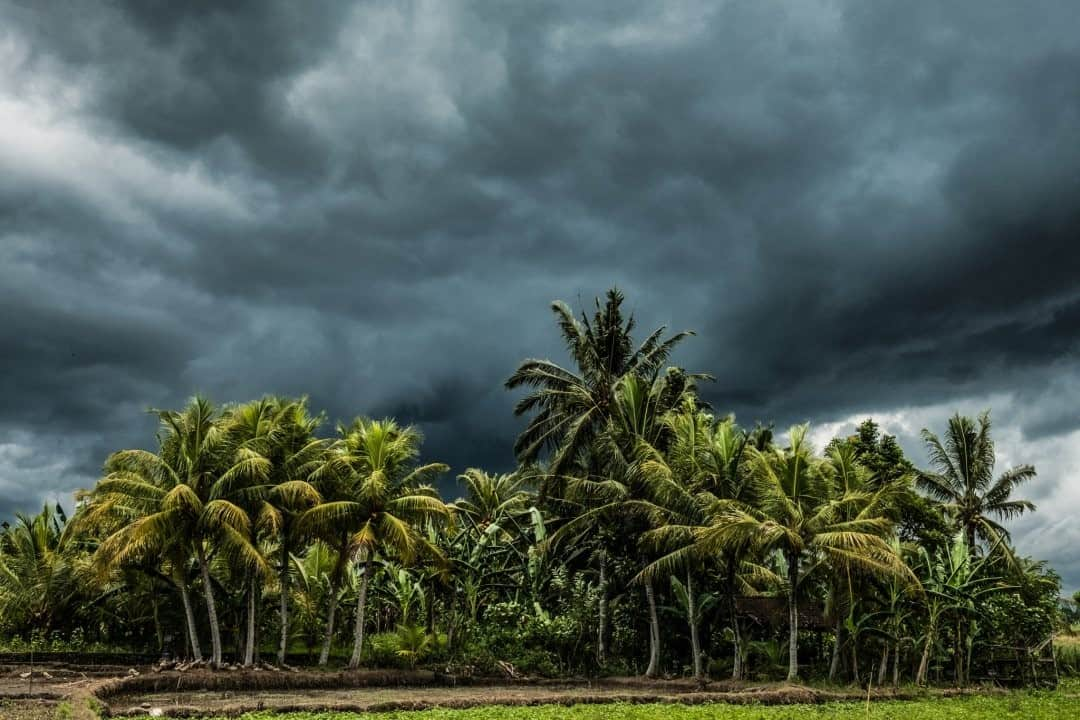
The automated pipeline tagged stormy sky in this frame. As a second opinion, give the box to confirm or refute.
[1,1,1078,590]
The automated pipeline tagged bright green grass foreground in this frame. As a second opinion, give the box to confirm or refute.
[216,692,1080,720]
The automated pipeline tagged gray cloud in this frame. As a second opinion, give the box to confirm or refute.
[1,0,1078,587]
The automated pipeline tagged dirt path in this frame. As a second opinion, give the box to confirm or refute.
[103,677,927,717]
[0,662,991,719]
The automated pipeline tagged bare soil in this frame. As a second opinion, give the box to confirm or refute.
[99,672,929,718]
[0,661,976,719]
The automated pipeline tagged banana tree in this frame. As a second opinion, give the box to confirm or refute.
[915,534,1005,685]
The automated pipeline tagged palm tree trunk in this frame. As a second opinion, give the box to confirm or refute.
[687,569,703,681]
[786,552,799,682]
[278,547,290,667]
[178,581,202,662]
[349,558,372,670]
[916,615,935,686]
[318,575,340,666]
[955,617,971,686]
[196,544,222,666]
[964,628,973,688]
[878,643,889,686]
[152,591,163,653]
[851,635,860,683]
[243,581,256,667]
[597,551,607,666]
[829,616,843,682]
[730,602,743,680]
[644,579,661,678]
[726,561,743,681]
[892,640,900,688]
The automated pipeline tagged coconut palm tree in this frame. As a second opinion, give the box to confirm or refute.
[219,398,279,666]
[820,442,906,682]
[677,425,912,681]
[636,403,768,680]
[259,400,325,667]
[301,418,449,669]
[219,397,324,666]
[546,371,696,676]
[507,288,699,675]
[506,287,694,475]
[304,456,357,666]
[0,504,85,637]
[89,397,268,666]
[452,469,532,537]
[918,412,1036,560]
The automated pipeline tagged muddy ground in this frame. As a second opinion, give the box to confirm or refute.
[105,682,903,717]
[0,660,968,719]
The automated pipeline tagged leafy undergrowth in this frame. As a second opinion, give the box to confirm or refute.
[212,691,1080,720]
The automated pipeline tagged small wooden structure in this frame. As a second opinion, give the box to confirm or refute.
[974,636,1058,688]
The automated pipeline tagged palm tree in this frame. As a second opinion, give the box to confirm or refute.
[683,425,912,681]
[547,372,696,676]
[452,469,532,537]
[918,412,1036,560]
[0,504,84,637]
[820,442,904,682]
[636,403,766,681]
[302,418,449,669]
[220,398,278,666]
[260,400,325,667]
[507,288,697,675]
[506,287,694,475]
[219,397,324,667]
[89,397,268,666]
[304,457,357,666]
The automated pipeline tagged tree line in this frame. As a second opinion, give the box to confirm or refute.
[0,289,1063,684]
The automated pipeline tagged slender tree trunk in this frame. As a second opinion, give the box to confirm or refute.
[730,602,744,680]
[687,569,703,681]
[916,616,935,686]
[597,551,608,667]
[964,628,973,688]
[319,574,340,666]
[278,545,290,667]
[644,580,661,678]
[892,641,900,688]
[428,579,436,633]
[787,552,799,682]
[959,617,967,686]
[829,616,843,682]
[178,582,203,662]
[851,634,860,683]
[196,544,222,666]
[727,561,743,681]
[243,582,256,667]
[349,558,372,670]
[878,643,889,686]
[152,591,163,653]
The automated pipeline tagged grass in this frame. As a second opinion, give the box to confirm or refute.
[210,689,1080,720]
[1057,634,1080,675]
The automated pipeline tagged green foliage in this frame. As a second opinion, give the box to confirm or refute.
[1057,636,1080,676]
[360,624,448,669]
[0,289,1059,686]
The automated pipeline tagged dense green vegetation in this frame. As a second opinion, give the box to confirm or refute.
[0,289,1068,684]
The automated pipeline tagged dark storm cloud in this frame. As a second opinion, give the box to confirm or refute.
[2,1,1080,584]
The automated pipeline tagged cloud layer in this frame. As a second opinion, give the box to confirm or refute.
[1,1,1078,589]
